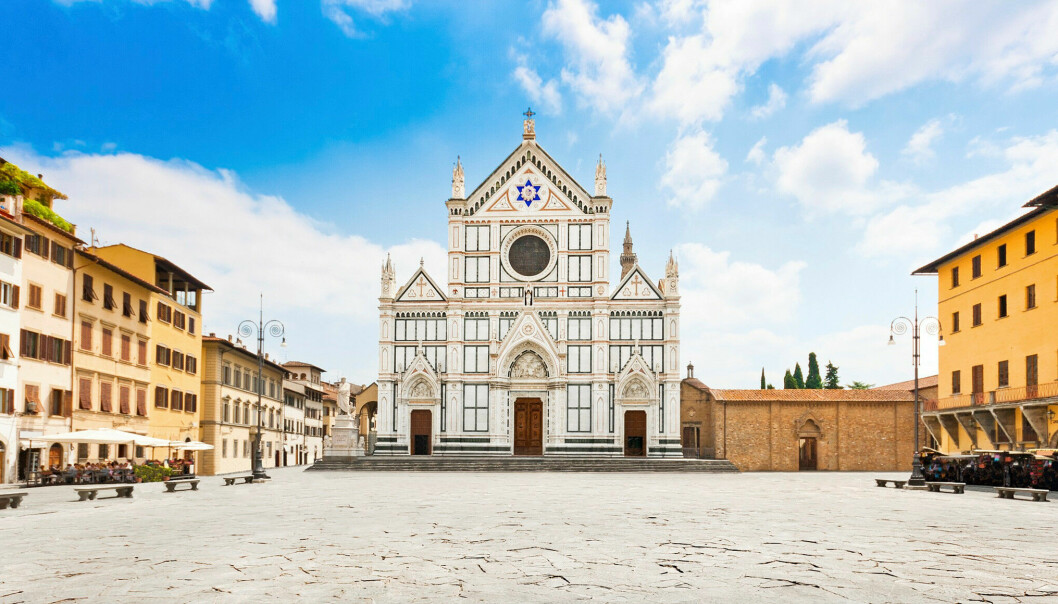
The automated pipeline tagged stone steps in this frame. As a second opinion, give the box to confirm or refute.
[306,456,739,473]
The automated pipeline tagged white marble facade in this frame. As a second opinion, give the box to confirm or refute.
[376,117,681,457]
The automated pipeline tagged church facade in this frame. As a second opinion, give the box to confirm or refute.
[375,114,681,457]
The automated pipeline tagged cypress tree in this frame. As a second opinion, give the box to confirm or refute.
[793,363,805,389]
[824,362,840,389]
[783,369,797,389]
[760,368,766,390]
[805,353,822,389]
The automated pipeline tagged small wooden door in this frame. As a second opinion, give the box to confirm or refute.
[682,426,699,458]
[410,409,432,455]
[971,365,984,405]
[624,410,646,457]
[48,444,62,468]
[514,399,543,456]
[799,437,817,470]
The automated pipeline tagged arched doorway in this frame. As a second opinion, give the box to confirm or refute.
[798,419,821,471]
[48,444,63,468]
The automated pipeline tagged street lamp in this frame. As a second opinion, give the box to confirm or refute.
[238,295,286,481]
[889,289,944,488]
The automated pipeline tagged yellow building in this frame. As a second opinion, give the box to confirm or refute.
[199,335,287,475]
[89,245,210,446]
[913,185,1058,452]
[71,250,158,462]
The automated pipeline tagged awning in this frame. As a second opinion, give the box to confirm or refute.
[42,428,171,447]
[168,441,214,451]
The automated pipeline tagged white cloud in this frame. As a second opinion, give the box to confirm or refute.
[859,130,1058,259]
[773,120,883,215]
[540,0,642,115]
[0,146,444,380]
[322,0,408,37]
[249,0,276,23]
[512,64,562,115]
[660,130,728,210]
[750,83,787,119]
[745,136,766,165]
[902,118,943,164]
[649,33,739,125]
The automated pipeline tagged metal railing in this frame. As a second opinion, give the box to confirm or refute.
[935,381,1058,410]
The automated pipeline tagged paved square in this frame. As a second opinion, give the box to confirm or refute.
[1,467,1056,602]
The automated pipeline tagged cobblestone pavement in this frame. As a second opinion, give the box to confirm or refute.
[1,467,1057,603]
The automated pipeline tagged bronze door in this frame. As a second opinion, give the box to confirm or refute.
[971,365,984,405]
[799,437,817,470]
[624,410,646,457]
[410,409,432,455]
[514,399,543,456]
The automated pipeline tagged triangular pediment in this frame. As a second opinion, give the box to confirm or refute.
[611,265,663,300]
[401,349,440,401]
[395,266,447,303]
[466,141,593,217]
[495,311,561,379]
[615,350,658,400]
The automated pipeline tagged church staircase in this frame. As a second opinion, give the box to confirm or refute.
[307,456,739,473]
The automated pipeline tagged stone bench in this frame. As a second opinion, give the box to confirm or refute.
[222,474,256,486]
[875,479,907,488]
[995,487,1049,502]
[75,485,134,501]
[0,492,28,509]
[164,479,200,493]
[926,481,965,494]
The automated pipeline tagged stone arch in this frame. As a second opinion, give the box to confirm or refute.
[508,350,549,379]
[797,418,822,438]
[1049,430,1058,448]
[404,376,436,401]
[497,340,559,382]
[620,376,653,401]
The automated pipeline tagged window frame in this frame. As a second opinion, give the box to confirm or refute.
[566,384,591,433]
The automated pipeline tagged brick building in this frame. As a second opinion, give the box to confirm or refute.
[681,368,915,471]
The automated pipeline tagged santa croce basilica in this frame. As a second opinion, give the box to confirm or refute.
[374,111,683,457]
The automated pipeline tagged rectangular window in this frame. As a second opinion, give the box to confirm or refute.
[138,300,149,323]
[155,385,169,409]
[122,292,134,317]
[998,360,1009,388]
[172,351,185,371]
[972,303,982,326]
[77,443,88,460]
[971,255,982,279]
[157,302,171,323]
[222,439,227,458]
[99,444,109,460]
[395,317,447,341]
[19,330,39,360]
[171,390,183,411]
[155,344,171,366]
[173,310,186,330]
[120,334,131,361]
[997,244,1007,268]
[136,389,147,416]
[188,317,195,335]
[464,317,489,341]
[465,225,490,251]
[998,294,1008,318]
[568,224,592,251]
[609,315,663,340]
[137,340,147,366]
[568,255,592,282]
[82,274,97,303]
[51,243,69,267]
[54,293,67,318]
[78,377,92,410]
[462,384,489,432]
[186,355,197,375]
[498,314,516,340]
[567,316,591,340]
[1026,284,1036,309]
[0,281,19,308]
[27,284,42,310]
[99,381,112,413]
[423,346,446,373]
[101,327,113,357]
[80,321,92,351]
[609,345,664,373]
[50,388,64,416]
[464,345,489,373]
[951,266,959,288]
[223,364,232,385]
[951,311,960,333]
[0,233,16,257]
[119,385,131,415]
[567,345,591,373]
[465,256,490,283]
[1026,354,1039,391]
[1026,230,1036,255]
[608,384,615,433]
[103,283,116,310]
[566,384,591,432]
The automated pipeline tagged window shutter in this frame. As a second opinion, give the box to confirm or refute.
[11,285,18,309]
[64,340,72,365]
[19,329,29,357]
[63,390,72,417]
[42,238,50,260]
[13,238,21,259]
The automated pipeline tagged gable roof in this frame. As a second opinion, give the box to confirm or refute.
[873,375,938,391]
[611,264,663,300]
[682,378,710,391]
[464,140,595,217]
[394,265,447,303]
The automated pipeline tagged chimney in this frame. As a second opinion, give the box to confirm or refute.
[687,362,694,379]
[227,335,232,342]
[209,332,216,337]
[265,353,270,361]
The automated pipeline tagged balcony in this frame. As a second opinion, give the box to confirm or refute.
[935,381,1058,410]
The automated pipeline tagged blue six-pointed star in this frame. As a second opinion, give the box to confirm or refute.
[516,180,540,207]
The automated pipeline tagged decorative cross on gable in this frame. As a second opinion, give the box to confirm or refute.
[631,274,643,295]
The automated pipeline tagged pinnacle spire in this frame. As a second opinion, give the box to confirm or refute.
[620,221,637,279]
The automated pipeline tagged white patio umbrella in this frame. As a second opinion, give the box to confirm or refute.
[43,428,171,448]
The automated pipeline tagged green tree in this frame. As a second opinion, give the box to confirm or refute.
[766,383,775,390]
[793,363,805,389]
[824,362,840,389]
[760,368,767,389]
[783,369,797,389]
[848,381,874,390]
[805,353,822,389]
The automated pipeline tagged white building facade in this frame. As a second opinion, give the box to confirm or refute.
[375,116,681,457]
[0,211,28,482]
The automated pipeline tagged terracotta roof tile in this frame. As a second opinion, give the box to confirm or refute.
[682,378,710,391]
[710,389,914,402]
[873,375,938,391]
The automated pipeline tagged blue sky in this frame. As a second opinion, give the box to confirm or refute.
[3,0,1058,387]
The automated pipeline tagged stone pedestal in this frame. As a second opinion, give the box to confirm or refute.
[324,414,364,460]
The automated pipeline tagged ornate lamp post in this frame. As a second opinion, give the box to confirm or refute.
[888,290,944,488]
[238,295,285,481]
